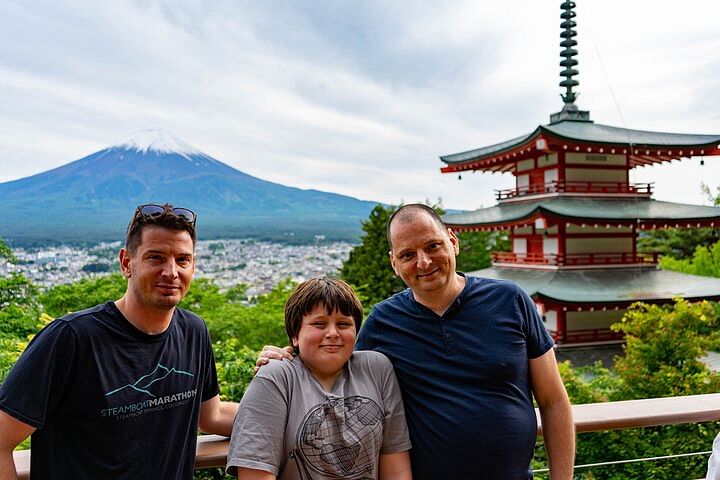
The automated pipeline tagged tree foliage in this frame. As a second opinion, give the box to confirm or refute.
[455,230,509,272]
[340,204,405,308]
[612,298,720,399]
[40,273,128,318]
[658,240,720,278]
[638,227,720,260]
[533,299,720,479]
[0,238,17,263]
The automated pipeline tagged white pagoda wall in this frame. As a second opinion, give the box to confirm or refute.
[566,310,625,331]
[565,168,626,183]
[566,237,633,254]
[543,310,558,331]
[565,153,627,166]
[543,237,559,254]
[513,238,527,253]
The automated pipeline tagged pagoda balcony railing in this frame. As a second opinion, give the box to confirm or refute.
[13,393,720,478]
[492,251,660,266]
[496,181,654,200]
[553,328,625,344]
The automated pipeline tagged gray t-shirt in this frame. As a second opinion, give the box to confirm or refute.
[227,350,411,479]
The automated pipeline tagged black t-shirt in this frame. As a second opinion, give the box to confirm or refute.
[0,302,220,480]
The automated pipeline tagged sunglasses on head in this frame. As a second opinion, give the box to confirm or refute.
[134,204,197,227]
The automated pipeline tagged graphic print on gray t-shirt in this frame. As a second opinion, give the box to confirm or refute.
[292,395,384,479]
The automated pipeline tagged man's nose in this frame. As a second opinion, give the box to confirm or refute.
[162,260,179,278]
[416,250,431,269]
[325,325,339,337]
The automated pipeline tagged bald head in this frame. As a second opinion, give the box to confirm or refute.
[387,204,447,249]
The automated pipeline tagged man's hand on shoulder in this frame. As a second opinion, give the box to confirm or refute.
[254,345,294,374]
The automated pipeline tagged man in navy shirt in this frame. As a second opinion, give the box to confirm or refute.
[260,203,575,479]
[0,204,238,479]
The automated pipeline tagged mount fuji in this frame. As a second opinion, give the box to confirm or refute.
[0,130,380,244]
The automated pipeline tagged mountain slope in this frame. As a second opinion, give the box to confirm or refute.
[0,130,379,244]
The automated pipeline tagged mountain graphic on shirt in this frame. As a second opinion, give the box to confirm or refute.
[105,363,194,398]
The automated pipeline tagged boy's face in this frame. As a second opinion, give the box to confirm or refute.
[292,304,356,385]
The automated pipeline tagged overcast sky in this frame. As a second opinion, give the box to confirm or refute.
[1,0,719,210]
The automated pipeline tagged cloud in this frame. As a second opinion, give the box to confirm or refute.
[1,0,719,209]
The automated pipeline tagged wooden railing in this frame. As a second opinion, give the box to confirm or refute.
[13,393,720,478]
[492,252,660,267]
[554,328,625,344]
[496,181,654,200]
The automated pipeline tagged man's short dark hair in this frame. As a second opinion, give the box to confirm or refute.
[284,277,363,350]
[386,203,447,249]
[125,204,197,254]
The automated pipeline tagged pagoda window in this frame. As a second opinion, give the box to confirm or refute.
[543,310,558,332]
[517,173,530,193]
[513,237,527,254]
[543,236,559,254]
[545,168,558,187]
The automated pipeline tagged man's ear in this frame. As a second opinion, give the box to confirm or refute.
[291,337,299,348]
[119,248,132,278]
[448,228,460,256]
[389,251,399,276]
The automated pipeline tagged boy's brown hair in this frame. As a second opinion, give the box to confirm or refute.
[284,277,363,347]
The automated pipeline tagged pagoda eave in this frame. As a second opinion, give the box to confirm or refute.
[443,198,720,233]
[471,267,720,305]
[440,123,720,174]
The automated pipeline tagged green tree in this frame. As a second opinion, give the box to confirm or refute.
[341,204,405,308]
[40,273,128,318]
[638,227,720,260]
[658,240,720,278]
[455,230,509,272]
[0,238,17,263]
[535,299,720,479]
[612,298,720,399]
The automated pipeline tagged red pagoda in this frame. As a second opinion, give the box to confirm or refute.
[439,1,720,345]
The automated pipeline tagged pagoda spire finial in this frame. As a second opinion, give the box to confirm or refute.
[559,1,579,105]
[550,1,591,123]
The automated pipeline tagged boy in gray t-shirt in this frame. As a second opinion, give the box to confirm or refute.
[227,278,412,480]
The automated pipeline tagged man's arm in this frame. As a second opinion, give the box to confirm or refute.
[378,451,412,480]
[529,348,575,480]
[198,395,239,436]
[0,410,35,480]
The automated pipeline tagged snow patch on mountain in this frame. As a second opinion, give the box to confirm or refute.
[115,130,203,159]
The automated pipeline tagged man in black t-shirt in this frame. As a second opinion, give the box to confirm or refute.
[0,204,238,479]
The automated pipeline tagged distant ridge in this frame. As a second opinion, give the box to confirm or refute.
[0,130,380,245]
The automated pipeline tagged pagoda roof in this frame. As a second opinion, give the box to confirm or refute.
[472,267,720,305]
[442,197,720,230]
[440,119,720,173]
